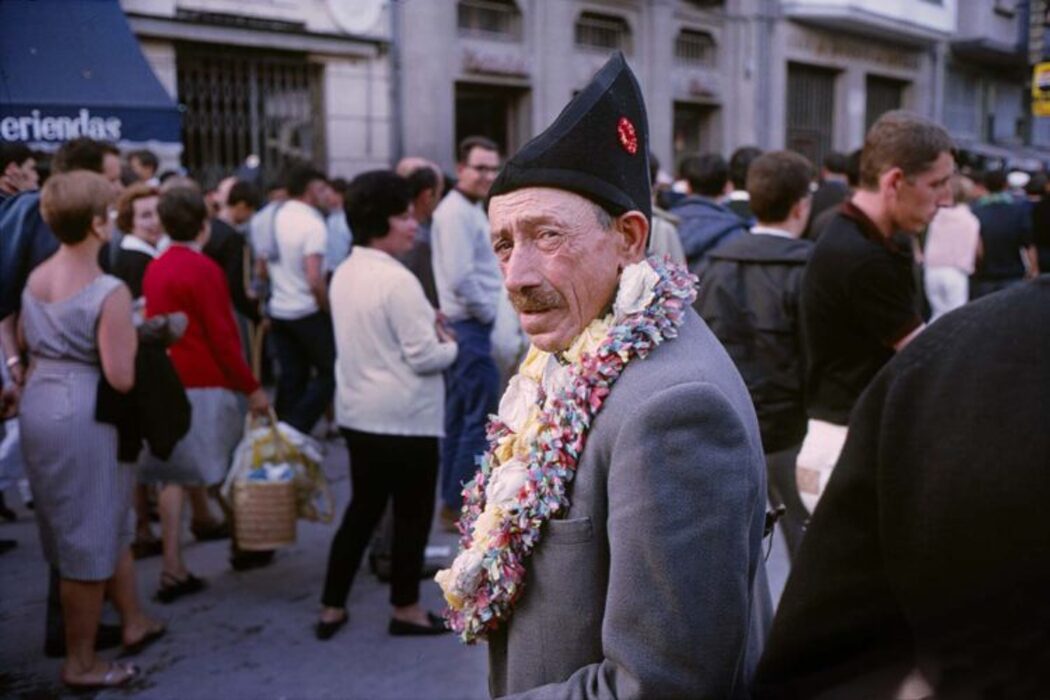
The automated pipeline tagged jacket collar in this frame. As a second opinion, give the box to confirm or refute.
[120,233,169,258]
[707,229,812,263]
[839,200,910,256]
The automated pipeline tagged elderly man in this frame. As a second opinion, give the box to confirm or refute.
[436,52,769,699]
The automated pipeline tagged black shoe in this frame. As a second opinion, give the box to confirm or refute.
[45,622,123,658]
[0,539,17,555]
[230,549,274,572]
[388,612,450,637]
[154,572,206,604]
[315,612,348,641]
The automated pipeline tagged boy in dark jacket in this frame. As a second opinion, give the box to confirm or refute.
[671,152,750,273]
[695,150,815,556]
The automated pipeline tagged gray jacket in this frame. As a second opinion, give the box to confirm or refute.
[489,310,772,699]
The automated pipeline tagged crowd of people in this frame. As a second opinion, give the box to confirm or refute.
[0,49,1048,696]
[0,134,530,689]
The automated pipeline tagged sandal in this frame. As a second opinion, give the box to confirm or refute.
[62,661,140,692]
[119,622,167,657]
[154,572,206,604]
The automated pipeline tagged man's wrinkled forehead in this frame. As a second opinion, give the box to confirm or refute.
[489,187,598,237]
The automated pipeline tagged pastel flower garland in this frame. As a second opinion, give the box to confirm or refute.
[435,257,697,644]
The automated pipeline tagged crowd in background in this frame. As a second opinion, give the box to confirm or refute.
[0,119,1046,690]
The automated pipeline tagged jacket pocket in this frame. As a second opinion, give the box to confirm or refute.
[544,516,593,545]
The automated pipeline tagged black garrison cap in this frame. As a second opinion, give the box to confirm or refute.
[488,51,652,222]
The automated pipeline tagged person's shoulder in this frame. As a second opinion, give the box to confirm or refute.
[812,216,880,262]
[0,189,43,230]
[115,245,149,263]
[432,190,463,218]
[614,311,748,402]
[652,206,680,227]
[903,277,1050,369]
[277,200,322,228]
[98,273,129,297]
[954,205,980,225]
[596,311,762,458]
[207,218,235,247]
[194,249,226,279]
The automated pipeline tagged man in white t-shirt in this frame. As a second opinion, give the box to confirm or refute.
[267,165,336,434]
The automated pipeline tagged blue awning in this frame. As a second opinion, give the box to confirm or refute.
[0,0,181,149]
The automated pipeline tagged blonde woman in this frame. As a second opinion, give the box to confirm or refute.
[19,171,164,690]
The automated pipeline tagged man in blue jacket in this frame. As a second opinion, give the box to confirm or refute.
[671,152,749,273]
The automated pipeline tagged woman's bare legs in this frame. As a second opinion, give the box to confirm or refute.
[133,485,155,541]
[105,548,164,645]
[58,579,107,681]
[158,484,187,578]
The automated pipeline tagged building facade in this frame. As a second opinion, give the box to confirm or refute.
[119,0,1050,180]
[398,0,736,175]
[122,0,393,183]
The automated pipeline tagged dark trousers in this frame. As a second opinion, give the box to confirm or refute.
[440,319,499,509]
[321,430,438,608]
[270,311,336,434]
[766,445,807,559]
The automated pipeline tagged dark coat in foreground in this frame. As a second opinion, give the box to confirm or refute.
[755,276,1050,698]
[489,310,771,699]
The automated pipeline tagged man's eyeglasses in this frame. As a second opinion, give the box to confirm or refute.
[465,164,500,175]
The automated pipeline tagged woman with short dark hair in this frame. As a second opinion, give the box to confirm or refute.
[138,186,270,601]
[316,171,457,639]
[19,171,164,689]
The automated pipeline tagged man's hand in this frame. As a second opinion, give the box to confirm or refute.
[1,384,19,419]
[247,388,271,416]
[7,359,24,387]
[435,312,456,343]
[304,253,329,314]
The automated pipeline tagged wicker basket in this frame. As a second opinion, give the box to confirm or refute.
[232,480,297,551]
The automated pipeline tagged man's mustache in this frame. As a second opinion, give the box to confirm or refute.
[509,286,564,313]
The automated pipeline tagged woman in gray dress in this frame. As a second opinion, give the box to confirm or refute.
[18,171,164,690]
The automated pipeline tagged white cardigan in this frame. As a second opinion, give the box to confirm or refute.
[329,245,457,436]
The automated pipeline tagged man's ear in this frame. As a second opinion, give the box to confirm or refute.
[616,211,649,262]
[791,196,811,225]
[881,167,905,196]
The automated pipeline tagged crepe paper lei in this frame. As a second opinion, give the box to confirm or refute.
[435,256,697,644]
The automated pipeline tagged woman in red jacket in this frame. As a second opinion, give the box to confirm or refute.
[139,185,269,602]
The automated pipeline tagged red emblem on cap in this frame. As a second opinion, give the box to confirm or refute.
[617,116,638,155]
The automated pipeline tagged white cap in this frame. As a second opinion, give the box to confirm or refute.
[1007,170,1030,189]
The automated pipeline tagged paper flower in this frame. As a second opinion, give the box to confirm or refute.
[542,355,574,399]
[485,459,530,509]
[613,260,660,321]
[498,375,540,433]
